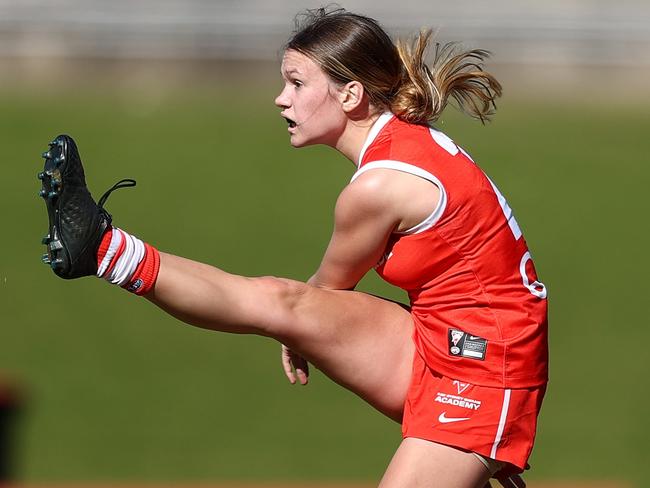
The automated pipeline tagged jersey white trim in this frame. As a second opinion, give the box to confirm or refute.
[429,127,459,156]
[490,388,512,459]
[350,160,448,235]
[487,177,522,240]
[357,112,394,168]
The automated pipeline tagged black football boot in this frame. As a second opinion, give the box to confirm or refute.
[38,134,135,279]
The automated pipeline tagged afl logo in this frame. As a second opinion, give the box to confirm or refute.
[127,278,144,292]
[450,346,460,355]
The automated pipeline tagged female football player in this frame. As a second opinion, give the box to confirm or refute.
[39,7,547,488]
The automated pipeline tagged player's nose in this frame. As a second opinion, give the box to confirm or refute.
[275,86,290,109]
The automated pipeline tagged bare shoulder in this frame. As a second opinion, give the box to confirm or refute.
[339,168,441,233]
[336,169,401,221]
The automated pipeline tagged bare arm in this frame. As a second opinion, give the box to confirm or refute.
[310,172,403,289]
[282,172,401,384]
[282,169,440,383]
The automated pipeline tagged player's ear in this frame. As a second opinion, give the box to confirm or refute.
[339,81,364,113]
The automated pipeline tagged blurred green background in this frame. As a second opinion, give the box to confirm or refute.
[0,58,648,487]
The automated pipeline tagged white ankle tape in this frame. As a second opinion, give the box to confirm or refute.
[97,228,145,286]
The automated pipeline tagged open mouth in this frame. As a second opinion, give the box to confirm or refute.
[284,117,297,129]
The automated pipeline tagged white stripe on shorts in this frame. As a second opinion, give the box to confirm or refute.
[490,388,512,459]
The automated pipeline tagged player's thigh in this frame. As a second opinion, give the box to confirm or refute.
[269,280,415,422]
[379,438,491,488]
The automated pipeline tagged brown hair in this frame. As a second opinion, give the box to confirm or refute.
[285,7,502,125]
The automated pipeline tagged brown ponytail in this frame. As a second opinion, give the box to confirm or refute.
[286,8,502,125]
[393,30,502,124]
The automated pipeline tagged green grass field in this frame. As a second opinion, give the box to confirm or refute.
[0,78,648,486]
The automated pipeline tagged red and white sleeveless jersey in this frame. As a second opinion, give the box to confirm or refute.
[352,113,548,388]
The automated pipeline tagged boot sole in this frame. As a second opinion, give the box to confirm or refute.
[38,135,69,273]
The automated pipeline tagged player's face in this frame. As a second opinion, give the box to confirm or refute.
[275,49,347,148]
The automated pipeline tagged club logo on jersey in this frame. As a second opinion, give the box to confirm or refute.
[451,330,464,345]
[448,328,488,361]
[449,330,464,354]
[452,380,471,395]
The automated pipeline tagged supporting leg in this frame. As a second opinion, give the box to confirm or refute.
[379,438,492,488]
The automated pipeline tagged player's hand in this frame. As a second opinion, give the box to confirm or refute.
[281,344,309,385]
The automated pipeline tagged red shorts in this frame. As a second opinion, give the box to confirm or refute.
[402,351,546,474]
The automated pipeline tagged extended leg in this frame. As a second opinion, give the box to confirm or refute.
[149,252,415,422]
[37,135,414,422]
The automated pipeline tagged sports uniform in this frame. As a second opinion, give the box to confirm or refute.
[351,113,548,473]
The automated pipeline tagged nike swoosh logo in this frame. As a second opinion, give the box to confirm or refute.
[438,412,470,424]
[469,336,482,340]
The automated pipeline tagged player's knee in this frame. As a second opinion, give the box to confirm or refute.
[250,276,310,337]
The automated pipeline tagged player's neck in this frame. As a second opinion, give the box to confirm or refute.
[333,112,381,167]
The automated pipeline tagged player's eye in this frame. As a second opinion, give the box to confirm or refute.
[293,80,303,88]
